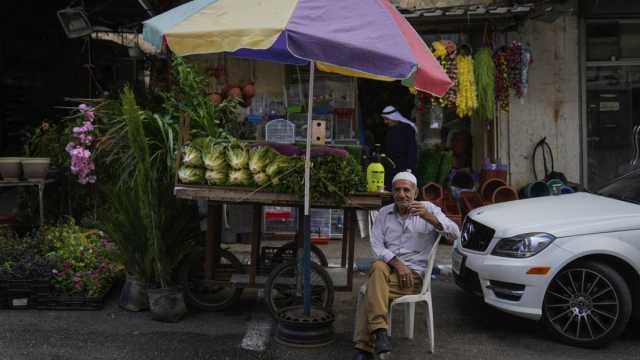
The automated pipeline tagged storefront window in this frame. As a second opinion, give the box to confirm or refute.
[586,21,640,62]
[586,65,640,189]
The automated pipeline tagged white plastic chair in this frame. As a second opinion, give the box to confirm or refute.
[354,234,442,354]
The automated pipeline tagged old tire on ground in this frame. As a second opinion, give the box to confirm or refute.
[178,247,244,311]
[542,261,632,348]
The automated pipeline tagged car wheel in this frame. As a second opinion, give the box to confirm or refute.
[542,261,632,348]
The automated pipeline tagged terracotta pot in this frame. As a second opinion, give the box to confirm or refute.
[227,86,242,99]
[242,95,252,108]
[0,157,22,181]
[21,158,50,180]
[242,82,256,98]
[209,93,223,104]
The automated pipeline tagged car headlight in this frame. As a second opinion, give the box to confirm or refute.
[491,233,556,258]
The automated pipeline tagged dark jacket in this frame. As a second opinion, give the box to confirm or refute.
[384,122,417,187]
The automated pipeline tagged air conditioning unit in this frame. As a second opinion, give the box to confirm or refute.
[57,8,92,39]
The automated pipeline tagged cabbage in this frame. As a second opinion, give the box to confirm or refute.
[182,145,203,167]
[265,155,291,178]
[249,146,276,174]
[205,168,227,185]
[203,143,228,170]
[190,137,211,152]
[253,172,269,186]
[226,143,249,170]
[178,166,204,184]
[228,169,251,185]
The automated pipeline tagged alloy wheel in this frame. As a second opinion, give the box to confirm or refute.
[544,268,619,342]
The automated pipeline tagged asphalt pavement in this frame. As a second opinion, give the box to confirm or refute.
[2,266,640,360]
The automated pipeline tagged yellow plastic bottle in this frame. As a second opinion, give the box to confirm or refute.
[367,159,385,192]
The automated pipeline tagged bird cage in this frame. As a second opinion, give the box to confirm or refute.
[264,118,297,236]
[265,118,295,144]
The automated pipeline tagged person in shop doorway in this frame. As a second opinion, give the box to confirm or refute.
[381,105,417,189]
[352,171,460,359]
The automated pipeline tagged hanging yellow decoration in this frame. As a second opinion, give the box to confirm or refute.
[432,41,447,59]
[455,54,478,118]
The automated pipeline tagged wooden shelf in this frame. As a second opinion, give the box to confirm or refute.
[174,185,388,209]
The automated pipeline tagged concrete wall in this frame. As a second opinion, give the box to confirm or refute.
[498,16,581,189]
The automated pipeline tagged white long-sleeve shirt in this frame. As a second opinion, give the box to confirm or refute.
[370,201,460,274]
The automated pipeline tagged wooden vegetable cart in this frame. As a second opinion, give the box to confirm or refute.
[174,184,385,315]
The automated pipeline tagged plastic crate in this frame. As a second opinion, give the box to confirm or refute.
[31,294,106,310]
[3,279,51,309]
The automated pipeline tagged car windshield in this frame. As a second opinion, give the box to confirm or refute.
[597,171,640,205]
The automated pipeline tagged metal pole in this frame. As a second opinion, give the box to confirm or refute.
[303,62,315,316]
[38,183,44,226]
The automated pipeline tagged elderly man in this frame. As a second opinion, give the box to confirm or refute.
[353,171,460,360]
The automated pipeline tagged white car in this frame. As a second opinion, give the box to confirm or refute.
[452,172,640,347]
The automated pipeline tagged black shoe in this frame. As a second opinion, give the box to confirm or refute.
[374,328,392,354]
[352,349,373,360]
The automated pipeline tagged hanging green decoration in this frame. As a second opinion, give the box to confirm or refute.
[473,48,496,122]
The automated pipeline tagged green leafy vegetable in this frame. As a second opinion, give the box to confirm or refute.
[203,143,228,170]
[228,169,251,185]
[253,172,269,186]
[178,166,205,184]
[205,168,227,185]
[226,142,249,170]
[249,146,276,174]
[182,144,203,167]
[265,155,291,178]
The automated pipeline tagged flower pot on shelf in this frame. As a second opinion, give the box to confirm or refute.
[21,158,50,181]
[119,274,149,312]
[148,286,187,322]
[0,157,22,181]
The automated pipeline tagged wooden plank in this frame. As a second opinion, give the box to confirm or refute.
[175,185,387,209]
[206,203,223,280]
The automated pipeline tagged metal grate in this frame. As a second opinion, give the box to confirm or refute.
[265,118,295,144]
[460,218,495,252]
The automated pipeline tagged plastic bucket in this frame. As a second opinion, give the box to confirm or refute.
[559,185,575,194]
[522,181,550,198]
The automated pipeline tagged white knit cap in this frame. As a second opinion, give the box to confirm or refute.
[381,105,417,132]
[392,170,417,186]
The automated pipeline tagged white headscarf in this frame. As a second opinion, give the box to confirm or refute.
[381,105,416,132]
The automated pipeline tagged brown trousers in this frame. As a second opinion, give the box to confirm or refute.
[354,260,422,353]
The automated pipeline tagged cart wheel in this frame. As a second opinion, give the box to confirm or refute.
[178,247,244,311]
[265,260,334,319]
[274,242,329,267]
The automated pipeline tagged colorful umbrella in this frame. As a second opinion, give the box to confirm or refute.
[143,0,451,96]
[144,0,451,316]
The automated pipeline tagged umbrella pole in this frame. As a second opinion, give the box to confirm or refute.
[302,61,315,316]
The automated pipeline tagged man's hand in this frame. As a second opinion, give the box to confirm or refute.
[389,257,414,289]
[408,201,443,231]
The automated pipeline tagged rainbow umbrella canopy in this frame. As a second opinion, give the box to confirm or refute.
[143,0,451,316]
[143,0,451,95]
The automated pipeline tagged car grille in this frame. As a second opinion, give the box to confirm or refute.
[460,218,495,252]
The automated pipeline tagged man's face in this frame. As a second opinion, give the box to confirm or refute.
[383,117,398,127]
[392,180,417,208]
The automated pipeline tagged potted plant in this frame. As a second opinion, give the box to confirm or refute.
[102,87,199,321]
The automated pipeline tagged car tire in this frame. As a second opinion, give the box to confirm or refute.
[542,261,632,348]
